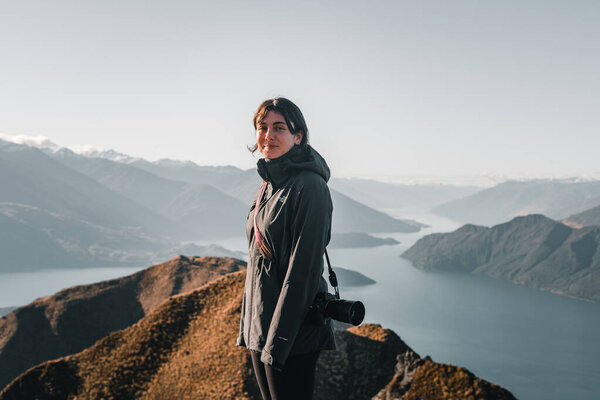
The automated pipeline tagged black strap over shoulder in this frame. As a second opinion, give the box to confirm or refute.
[324,249,340,299]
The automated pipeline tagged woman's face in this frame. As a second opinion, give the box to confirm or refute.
[256,111,303,159]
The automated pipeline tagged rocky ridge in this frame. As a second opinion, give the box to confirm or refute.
[1,267,515,399]
[0,256,245,388]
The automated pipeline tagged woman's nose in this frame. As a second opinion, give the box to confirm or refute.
[265,127,275,139]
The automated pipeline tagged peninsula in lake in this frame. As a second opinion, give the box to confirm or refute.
[333,267,376,286]
[402,214,600,302]
[329,232,400,249]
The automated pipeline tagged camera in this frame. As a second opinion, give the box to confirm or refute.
[308,292,365,326]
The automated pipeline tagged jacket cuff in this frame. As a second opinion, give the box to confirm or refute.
[260,350,273,365]
[236,334,246,347]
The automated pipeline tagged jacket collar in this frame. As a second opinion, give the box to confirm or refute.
[256,144,330,187]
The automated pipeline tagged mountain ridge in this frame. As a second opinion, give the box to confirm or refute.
[433,179,600,226]
[1,137,424,272]
[0,256,246,388]
[0,266,515,400]
[564,203,600,228]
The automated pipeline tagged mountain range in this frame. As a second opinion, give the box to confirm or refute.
[49,148,249,238]
[402,214,600,302]
[0,138,425,272]
[563,204,600,228]
[65,143,425,233]
[329,177,480,211]
[433,179,600,226]
[0,257,515,399]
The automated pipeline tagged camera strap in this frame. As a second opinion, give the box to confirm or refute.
[324,249,340,300]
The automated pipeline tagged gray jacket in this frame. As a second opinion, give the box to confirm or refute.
[236,144,336,367]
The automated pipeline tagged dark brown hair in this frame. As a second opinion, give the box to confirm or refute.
[249,97,309,153]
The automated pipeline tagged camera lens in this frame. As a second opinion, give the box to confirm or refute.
[325,300,365,326]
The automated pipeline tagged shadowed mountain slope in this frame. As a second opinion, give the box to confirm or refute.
[47,144,426,235]
[329,177,481,211]
[433,179,600,226]
[1,270,514,400]
[49,149,248,238]
[0,203,170,271]
[131,158,258,201]
[331,191,425,233]
[129,157,427,234]
[0,205,82,271]
[2,138,424,271]
[0,256,245,388]
[0,140,186,271]
[564,203,600,228]
[402,214,600,302]
[0,139,177,237]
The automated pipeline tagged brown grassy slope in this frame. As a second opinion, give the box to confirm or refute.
[402,357,517,400]
[1,268,516,400]
[375,356,517,400]
[0,271,257,400]
[0,255,245,389]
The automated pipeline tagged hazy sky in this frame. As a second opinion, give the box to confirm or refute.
[1,0,599,183]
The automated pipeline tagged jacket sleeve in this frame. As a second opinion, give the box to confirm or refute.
[260,176,332,367]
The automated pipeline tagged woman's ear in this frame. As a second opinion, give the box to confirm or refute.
[295,131,304,145]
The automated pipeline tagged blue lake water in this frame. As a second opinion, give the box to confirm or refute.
[0,266,147,308]
[0,209,598,399]
[334,209,600,400]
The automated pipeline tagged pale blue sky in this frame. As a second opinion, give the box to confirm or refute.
[1,0,598,182]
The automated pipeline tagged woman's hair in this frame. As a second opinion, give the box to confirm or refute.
[249,97,309,153]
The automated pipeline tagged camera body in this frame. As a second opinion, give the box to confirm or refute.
[307,292,365,326]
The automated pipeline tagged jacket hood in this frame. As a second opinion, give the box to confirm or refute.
[257,144,330,186]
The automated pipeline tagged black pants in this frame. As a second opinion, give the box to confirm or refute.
[250,350,320,400]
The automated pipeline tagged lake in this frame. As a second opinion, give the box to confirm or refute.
[0,209,598,399]
[334,208,600,400]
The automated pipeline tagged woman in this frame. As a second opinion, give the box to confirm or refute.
[237,98,336,400]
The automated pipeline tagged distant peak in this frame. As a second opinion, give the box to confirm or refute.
[71,146,141,163]
[509,214,553,223]
[0,133,141,163]
[154,158,197,167]
[0,133,60,151]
